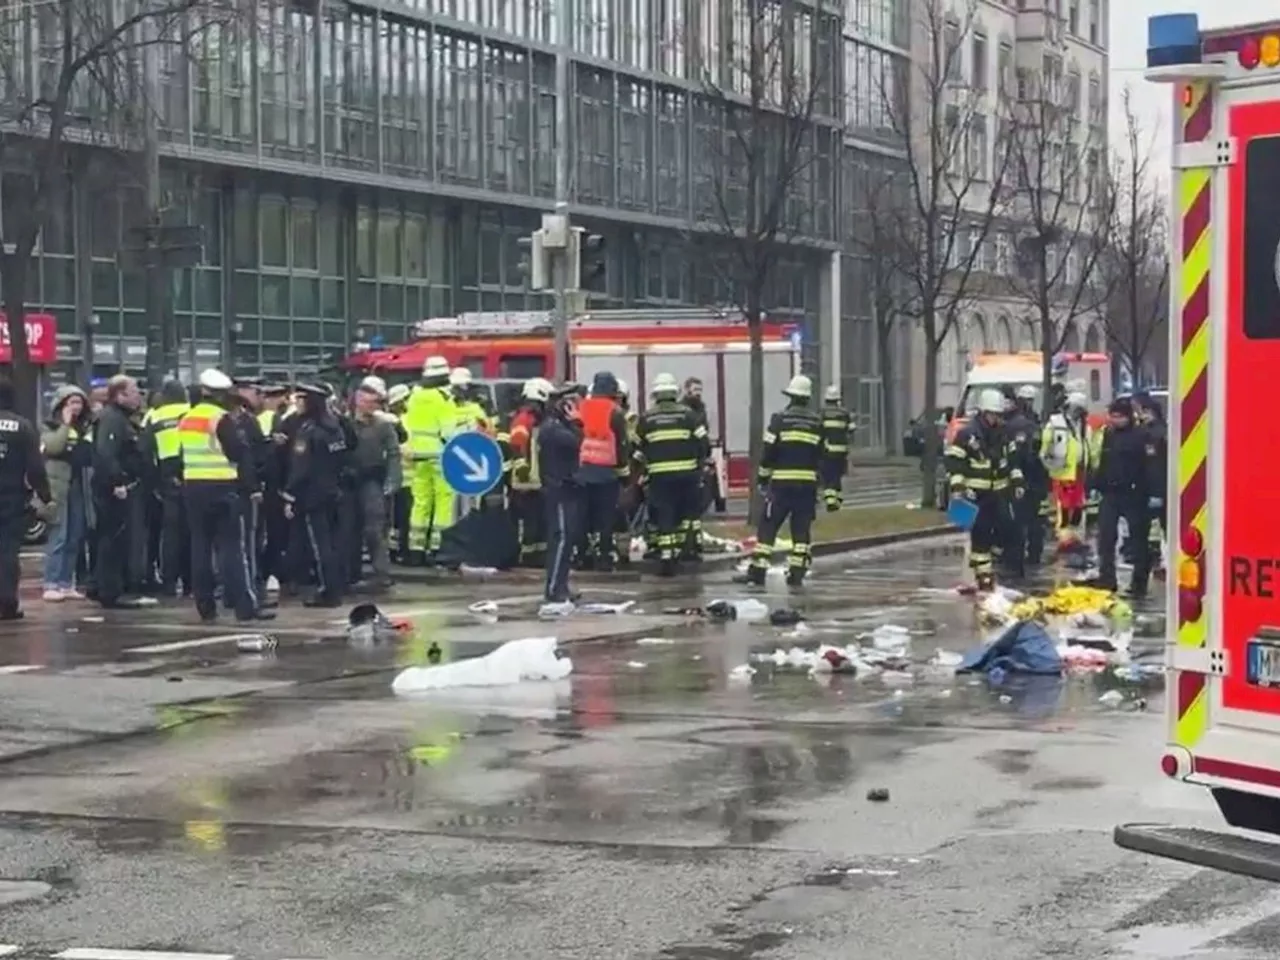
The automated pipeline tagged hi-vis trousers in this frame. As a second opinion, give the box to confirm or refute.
[408,459,454,552]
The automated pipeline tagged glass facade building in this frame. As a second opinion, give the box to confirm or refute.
[0,0,910,443]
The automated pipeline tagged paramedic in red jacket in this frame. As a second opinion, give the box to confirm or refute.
[575,372,631,571]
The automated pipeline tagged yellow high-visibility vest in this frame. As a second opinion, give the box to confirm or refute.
[178,402,238,482]
[146,402,190,464]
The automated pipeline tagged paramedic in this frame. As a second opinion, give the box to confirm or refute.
[575,372,630,571]
[1086,397,1159,598]
[1040,391,1090,548]
[945,388,1022,591]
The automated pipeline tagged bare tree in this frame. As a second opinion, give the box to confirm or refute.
[879,0,1011,505]
[690,0,839,517]
[1097,88,1169,388]
[1004,53,1115,401]
[0,0,247,415]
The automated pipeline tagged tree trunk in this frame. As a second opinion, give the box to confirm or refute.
[747,301,766,523]
[1,248,38,420]
[920,311,941,509]
[874,301,896,457]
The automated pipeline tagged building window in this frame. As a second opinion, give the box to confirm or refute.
[972,31,987,91]
[968,114,987,179]
[943,18,961,84]
[997,41,1012,96]
[260,196,288,267]
[1088,0,1099,44]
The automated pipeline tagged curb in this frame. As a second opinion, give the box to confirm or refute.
[698,525,958,571]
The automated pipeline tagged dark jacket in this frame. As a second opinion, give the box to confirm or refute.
[92,402,145,493]
[285,413,352,509]
[537,410,583,489]
[1092,423,1160,497]
[1003,409,1047,489]
[0,409,49,502]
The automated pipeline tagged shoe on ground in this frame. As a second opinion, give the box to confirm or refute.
[265,575,280,593]
[538,600,575,618]
[41,588,64,602]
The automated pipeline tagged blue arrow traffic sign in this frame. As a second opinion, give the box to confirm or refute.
[441,430,503,496]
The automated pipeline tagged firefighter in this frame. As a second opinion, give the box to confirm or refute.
[404,355,457,562]
[538,384,584,616]
[818,384,852,512]
[142,380,190,595]
[503,377,552,567]
[635,373,708,577]
[449,367,491,434]
[945,387,1022,592]
[575,372,630,571]
[387,384,413,562]
[282,382,353,607]
[1085,397,1159,598]
[746,375,838,588]
[1003,384,1046,575]
[1040,391,1090,549]
[179,369,271,623]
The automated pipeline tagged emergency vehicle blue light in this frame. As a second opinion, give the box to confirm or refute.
[369,334,385,349]
[1148,14,1201,68]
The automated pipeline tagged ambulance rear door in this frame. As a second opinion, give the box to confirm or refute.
[1168,75,1280,828]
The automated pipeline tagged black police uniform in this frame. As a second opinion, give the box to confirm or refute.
[0,406,50,618]
[92,400,147,607]
[636,397,709,575]
[818,401,852,511]
[230,386,269,596]
[748,400,840,587]
[143,394,191,594]
[945,415,1022,590]
[283,390,353,607]
[1090,410,1161,597]
[1003,404,1047,574]
[536,401,583,604]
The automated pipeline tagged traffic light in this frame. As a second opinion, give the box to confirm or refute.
[579,231,606,290]
[516,230,547,290]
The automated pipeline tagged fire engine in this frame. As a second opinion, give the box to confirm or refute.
[1114,13,1280,882]
[340,308,800,491]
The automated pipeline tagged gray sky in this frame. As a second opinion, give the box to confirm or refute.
[1112,0,1280,167]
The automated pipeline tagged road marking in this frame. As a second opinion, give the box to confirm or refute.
[0,664,39,674]
[0,947,18,957]
[124,635,253,655]
[55,951,236,960]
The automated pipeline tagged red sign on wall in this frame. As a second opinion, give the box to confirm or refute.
[0,313,57,365]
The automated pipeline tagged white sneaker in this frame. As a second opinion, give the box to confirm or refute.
[132,596,160,607]
[42,588,64,602]
[266,575,280,593]
[64,589,86,600]
[538,600,576,619]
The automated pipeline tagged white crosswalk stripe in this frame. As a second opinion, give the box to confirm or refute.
[0,950,322,960]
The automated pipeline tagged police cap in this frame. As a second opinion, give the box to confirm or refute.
[263,383,290,396]
[233,376,264,389]
[295,382,329,398]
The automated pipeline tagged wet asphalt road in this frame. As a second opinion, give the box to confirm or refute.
[0,540,1272,960]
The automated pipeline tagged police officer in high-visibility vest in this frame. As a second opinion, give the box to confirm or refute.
[142,381,190,595]
[635,373,708,577]
[747,375,839,588]
[818,384,853,512]
[179,369,273,624]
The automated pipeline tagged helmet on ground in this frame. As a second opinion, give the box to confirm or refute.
[359,375,388,399]
[784,375,812,399]
[651,373,679,397]
[1067,391,1088,409]
[1016,385,1038,400]
[387,384,411,406]
[449,367,472,386]
[977,388,1004,413]
[422,355,450,379]
[522,377,552,402]
[199,369,232,391]
[823,384,841,402]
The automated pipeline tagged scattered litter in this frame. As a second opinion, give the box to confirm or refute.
[1114,663,1163,681]
[998,694,1012,704]
[347,602,409,645]
[706,598,770,622]
[235,634,278,654]
[866,787,890,802]
[1060,645,1109,670]
[459,564,499,577]
[768,608,805,626]
[81,616,104,623]
[576,600,636,615]
[1098,689,1125,707]
[626,661,647,670]
[930,649,963,668]
[866,624,911,654]
[635,637,674,646]
[880,670,913,687]
[727,664,756,682]
[392,636,572,694]
[467,600,499,616]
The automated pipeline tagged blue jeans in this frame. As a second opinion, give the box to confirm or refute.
[44,485,86,589]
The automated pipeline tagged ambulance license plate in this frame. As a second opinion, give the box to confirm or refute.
[1246,639,1280,688]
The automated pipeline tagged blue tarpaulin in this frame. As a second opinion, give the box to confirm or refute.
[957,620,1063,677]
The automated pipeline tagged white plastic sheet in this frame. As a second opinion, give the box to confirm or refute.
[391,636,572,694]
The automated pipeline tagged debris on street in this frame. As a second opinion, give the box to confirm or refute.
[391,636,572,694]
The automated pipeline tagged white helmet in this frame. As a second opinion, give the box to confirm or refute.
[651,373,679,397]
[198,368,232,391]
[449,367,472,387]
[387,384,411,406]
[522,377,552,402]
[977,388,1005,413]
[359,375,388,399]
[1067,391,1088,409]
[616,378,630,398]
[784,375,812,399]
[1016,384,1038,400]
[823,384,841,402]
[422,355,450,379]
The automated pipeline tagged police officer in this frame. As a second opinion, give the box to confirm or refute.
[1086,397,1159,598]
[0,379,51,620]
[386,384,414,563]
[635,373,709,577]
[538,384,584,615]
[93,375,148,608]
[142,380,190,595]
[283,382,352,607]
[945,388,1022,592]
[349,375,401,591]
[229,377,270,598]
[1133,390,1168,565]
[1003,384,1047,576]
[575,372,630,571]
[179,369,272,624]
[818,384,853,512]
[747,375,839,588]
[257,383,291,592]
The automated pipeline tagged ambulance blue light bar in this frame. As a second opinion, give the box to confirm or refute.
[1147,14,1201,69]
